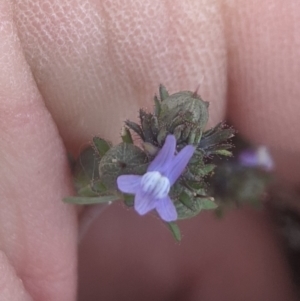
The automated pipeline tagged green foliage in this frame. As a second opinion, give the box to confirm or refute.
[99,143,148,190]
[166,222,181,242]
[92,137,111,157]
[64,195,119,205]
[121,127,133,144]
[210,163,272,209]
[159,84,169,101]
[123,194,134,207]
[66,85,240,241]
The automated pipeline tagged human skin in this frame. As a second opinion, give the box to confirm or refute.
[0,0,299,300]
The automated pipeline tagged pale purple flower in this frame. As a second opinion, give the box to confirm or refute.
[117,135,195,222]
[239,146,274,171]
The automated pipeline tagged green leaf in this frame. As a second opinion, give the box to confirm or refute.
[196,164,216,177]
[63,195,119,205]
[150,115,159,136]
[166,222,181,242]
[143,142,159,156]
[92,137,111,157]
[200,125,235,149]
[184,180,205,191]
[72,146,100,193]
[98,143,148,190]
[90,180,107,194]
[201,122,223,137]
[140,109,154,142]
[125,120,145,140]
[159,84,169,101]
[212,149,233,157]
[154,95,161,116]
[123,194,134,207]
[175,194,203,219]
[121,127,133,144]
[76,180,107,198]
[77,185,99,197]
[199,198,218,210]
[179,191,196,211]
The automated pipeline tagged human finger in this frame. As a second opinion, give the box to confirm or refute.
[0,2,77,300]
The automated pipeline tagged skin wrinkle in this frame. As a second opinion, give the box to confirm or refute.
[0,11,37,107]
[14,0,227,155]
[0,105,77,300]
[0,0,296,300]
[0,1,77,300]
[0,251,33,301]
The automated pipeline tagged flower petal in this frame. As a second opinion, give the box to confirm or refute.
[257,146,274,171]
[167,145,195,185]
[155,196,177,222]
[239,147,274,171]
[134,189,157,215]
[117,175,142,194]
[148,135,176,173]
[239,150,258,167]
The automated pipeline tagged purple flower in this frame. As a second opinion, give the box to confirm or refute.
[239,146,274,171]
[117,135,195,222]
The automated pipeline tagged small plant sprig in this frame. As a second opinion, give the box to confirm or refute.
[65,85,236,240]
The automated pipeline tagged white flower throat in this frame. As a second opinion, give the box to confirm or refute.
[141,171,170,199]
